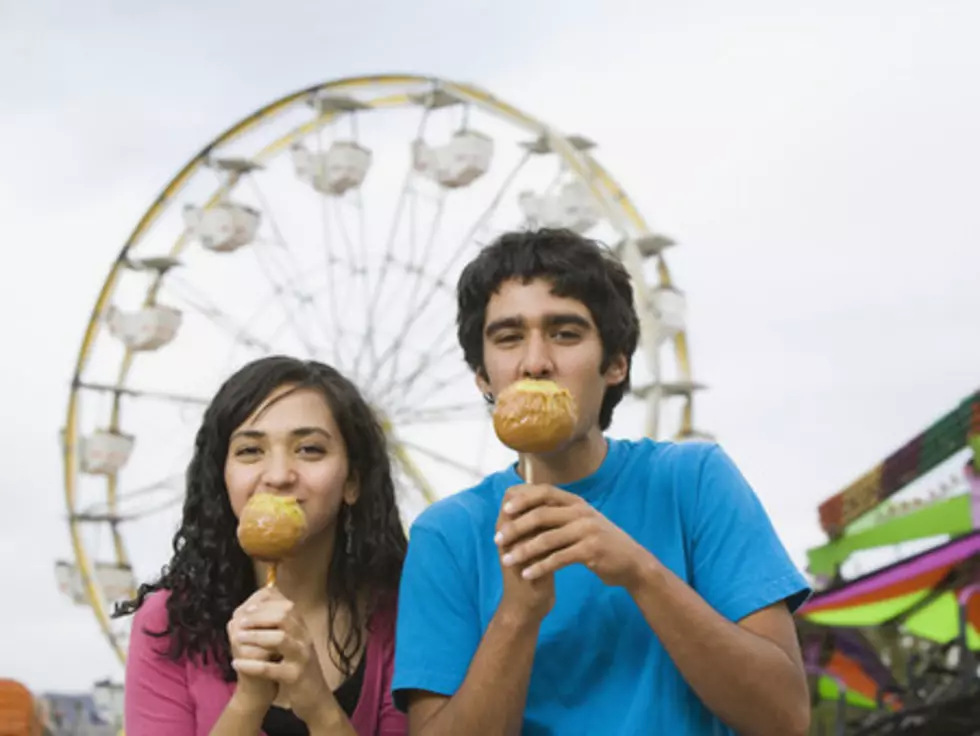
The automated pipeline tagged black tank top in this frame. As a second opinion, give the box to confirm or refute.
[260,652,366,736]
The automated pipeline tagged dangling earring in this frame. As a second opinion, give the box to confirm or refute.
[344,504,354,556]
[482,392,495,404]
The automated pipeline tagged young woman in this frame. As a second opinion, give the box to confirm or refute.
[119,356,408,735]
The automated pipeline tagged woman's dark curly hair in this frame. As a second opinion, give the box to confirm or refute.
[114,355,407,680]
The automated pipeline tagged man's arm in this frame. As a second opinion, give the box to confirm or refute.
[496,446,812,736]
[406,606,541,736]
[625,555,810,736]
[393,506,554,736]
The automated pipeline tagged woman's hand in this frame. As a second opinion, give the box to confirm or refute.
[231,587,341,729]
[227,588,279,713]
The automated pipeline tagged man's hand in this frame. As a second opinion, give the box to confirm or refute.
[494,484,650,589]
[494,487,555,622]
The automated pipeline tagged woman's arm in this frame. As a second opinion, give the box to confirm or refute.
[124,597,196,735]
[208,693,268,735]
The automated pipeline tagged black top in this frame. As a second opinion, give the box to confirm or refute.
[260,652,366,736]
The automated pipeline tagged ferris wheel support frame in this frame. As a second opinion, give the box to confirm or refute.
[62,74,696,664]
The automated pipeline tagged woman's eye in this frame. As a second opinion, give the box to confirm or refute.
[298,445,326,456]
[234,446,260,457]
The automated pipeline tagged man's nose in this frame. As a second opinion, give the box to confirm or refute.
[520,332,555,379]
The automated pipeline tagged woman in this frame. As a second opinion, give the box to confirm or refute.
[118,356,408,735]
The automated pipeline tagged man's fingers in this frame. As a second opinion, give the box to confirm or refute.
[495,504,581,547]
[501,484,578,517]
[500,520,586,567]
[521,540,592,580]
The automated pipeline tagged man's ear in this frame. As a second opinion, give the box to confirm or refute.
[603,354,629,388]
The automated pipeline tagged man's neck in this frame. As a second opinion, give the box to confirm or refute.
[520,429,609,486]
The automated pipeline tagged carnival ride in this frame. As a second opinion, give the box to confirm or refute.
[55,74,705,665]
[799,389,980,734]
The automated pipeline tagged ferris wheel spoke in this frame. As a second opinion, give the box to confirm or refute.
[400,363,475,412]
[362,152,531,396]
[396,439,485,482]
[375,339,459,410]
[373,318,459,404]
[309,130,349,366]
[78,475,184,523]
[75,380,210,407]
[380,191,448,391]
[246,175,340,359]
[393,402,488,425]
[353,107,433,377]
[353,170,417,378]
[164,274,274,353]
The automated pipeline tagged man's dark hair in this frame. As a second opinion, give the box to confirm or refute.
[456,228,640,430]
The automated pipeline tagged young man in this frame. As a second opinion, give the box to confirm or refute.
[392,228,812,735]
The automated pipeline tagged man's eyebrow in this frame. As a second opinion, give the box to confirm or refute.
[485,313,593,336]
[485,316,525,336]
[544,313,592,329]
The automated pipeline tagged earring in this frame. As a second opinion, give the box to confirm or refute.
[344,504,354,556]
[482,392,495,404]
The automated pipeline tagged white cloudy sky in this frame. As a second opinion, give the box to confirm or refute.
[3,0,980,694]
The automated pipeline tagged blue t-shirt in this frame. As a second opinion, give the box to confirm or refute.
[392,438,810,734]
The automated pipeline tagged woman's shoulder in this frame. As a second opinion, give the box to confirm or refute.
[126,589,176,656]
[131,588,172,629]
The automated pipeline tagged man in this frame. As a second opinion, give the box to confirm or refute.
[392,228,812,735]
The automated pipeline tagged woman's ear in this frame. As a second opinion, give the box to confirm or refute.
[343,475,360,506]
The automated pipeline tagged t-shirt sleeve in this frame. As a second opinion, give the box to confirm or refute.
[687,444,811,622]
[123,592,196,735]
[391,514,481,712]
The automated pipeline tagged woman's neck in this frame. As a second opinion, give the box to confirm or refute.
[254,526,335,613]
[521,428,608,486]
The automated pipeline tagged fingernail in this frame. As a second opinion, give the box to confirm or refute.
[494,531,503,544]
[503,502,514,514]
[502,553,514,566]
[522,568,534,580]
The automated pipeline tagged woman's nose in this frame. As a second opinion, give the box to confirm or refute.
[261,450,297,488]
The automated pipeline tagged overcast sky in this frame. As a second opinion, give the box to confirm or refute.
[3,0,980,694]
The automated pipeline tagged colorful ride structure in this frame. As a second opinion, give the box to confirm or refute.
[797,389,980,735]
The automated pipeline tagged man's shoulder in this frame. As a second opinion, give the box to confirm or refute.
[611,436,719,481]
[410,470,508,539]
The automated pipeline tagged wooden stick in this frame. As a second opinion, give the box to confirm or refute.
[523,455,534,485]
[265,563,277,588]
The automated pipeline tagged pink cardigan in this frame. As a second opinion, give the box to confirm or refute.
[124,591,407,735]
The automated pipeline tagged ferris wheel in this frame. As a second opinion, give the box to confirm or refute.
[56,74,706,664]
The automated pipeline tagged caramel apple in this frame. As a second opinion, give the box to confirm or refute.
[492,379,578,454]
[237,493,307,586]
